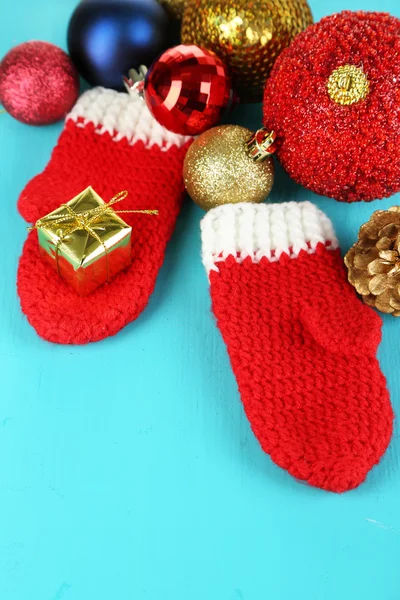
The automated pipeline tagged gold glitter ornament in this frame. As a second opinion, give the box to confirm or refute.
[327,65,370,106]
[183,125,275,210]
[181,0,313,102]
[158,0,186,19]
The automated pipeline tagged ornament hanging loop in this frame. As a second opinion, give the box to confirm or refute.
[246,128,277,163]
[123,65,148,97]
[327,64,369,106]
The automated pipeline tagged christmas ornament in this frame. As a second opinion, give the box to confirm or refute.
[181,0,313,102]
[67,0,171,90]
[0,41,79,125]
[345,207,400,316]
[158,0,186,19]
[17,87,192,344]
[263,11,400,202]
[183,125,275,210]
[201,201,393,492]
[125,45,233,136]
[31,188,157,296]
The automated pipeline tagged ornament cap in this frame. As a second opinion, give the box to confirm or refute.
[327,64,369,106]
[123,65,148,97]
[246,128,277,162]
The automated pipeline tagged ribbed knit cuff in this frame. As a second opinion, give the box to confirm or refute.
[67,87,192,150]
[201,202,339,274]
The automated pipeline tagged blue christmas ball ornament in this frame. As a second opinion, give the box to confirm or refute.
[67,0,172,90]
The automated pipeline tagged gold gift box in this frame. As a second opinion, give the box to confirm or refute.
[35,187,132,296]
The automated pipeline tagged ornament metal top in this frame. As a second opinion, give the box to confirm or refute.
[246,129,277,162]
[327,64,370,106]
[123,66,148,96]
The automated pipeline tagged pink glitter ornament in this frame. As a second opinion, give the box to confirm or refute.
[125,44,233,136]
[0,41,80,126]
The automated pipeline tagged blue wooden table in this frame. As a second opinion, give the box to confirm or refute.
[1,1,400,599]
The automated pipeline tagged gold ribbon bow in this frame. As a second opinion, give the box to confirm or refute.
[30,190,158,281]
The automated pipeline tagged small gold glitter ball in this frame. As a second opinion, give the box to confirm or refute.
[158,0,186,19]
[181,0,313,102]
[183,125,275,210]
[327,64,370,105]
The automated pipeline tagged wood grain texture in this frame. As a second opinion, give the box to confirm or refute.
[0,1,400,599]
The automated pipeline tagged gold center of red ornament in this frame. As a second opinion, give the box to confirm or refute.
[327,65,369,105]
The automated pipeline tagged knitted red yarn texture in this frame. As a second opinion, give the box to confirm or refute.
[263,11,400,202]
[17,89,191,344]
[202,204,393,492]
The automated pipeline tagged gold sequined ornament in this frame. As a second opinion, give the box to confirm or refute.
[183,125,276,210]
[344,207,400,316]
[181,0,313,102]
[157,0,186,19]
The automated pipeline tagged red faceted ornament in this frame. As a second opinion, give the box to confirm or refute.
[126,44,233,135]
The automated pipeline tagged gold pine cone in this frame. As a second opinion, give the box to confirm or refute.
[344,207,400,316]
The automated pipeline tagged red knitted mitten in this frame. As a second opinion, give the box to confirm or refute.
[17,87,191,344]
[201,201,393,492]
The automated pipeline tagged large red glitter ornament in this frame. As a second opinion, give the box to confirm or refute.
[0,41,80,126]
[263,11,400,203]
[126,44,233,136]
